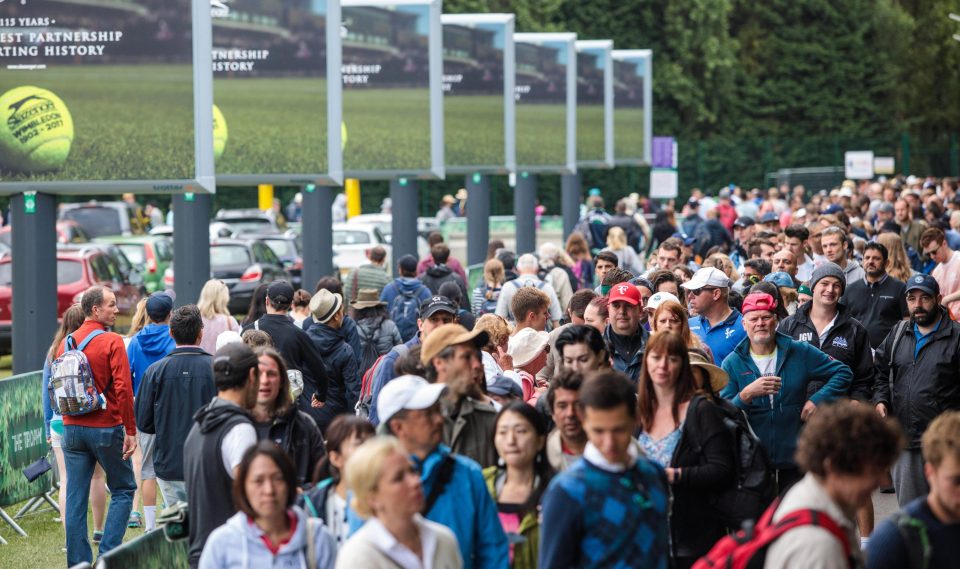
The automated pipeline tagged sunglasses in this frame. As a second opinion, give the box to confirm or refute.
[691,287,718,296]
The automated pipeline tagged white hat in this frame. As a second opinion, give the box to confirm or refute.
[645,291,681,312]
[215,330,243,352]
[681,267,731,291]
[377,375,447,427]
[794,208,807,218]
[507,328,550,367]
[838,188,854,198]
[309,289,343,324]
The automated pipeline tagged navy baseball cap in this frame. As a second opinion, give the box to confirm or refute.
[420,296,458,319]
[146,290,175,322]
[760,212,779,224]
[733,217,755,228]
[905,274,940,297]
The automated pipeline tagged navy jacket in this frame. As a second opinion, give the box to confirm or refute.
[306,321,360,431]
[135,347,216,480]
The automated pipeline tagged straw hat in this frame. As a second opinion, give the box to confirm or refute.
[350,288,386,310]
[689,351,729,393]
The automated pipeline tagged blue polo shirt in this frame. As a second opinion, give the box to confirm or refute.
[690,309,746,365]
[912,316,943,359]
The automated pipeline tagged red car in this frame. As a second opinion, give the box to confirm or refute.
[0,220,91,246]
[0,248,143,353]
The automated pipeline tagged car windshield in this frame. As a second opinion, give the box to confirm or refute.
[117,244,144,266]
[211,245,251,267]
[61,207,123,238]
[0,260,83,286]
[221,218,273,235]
[262,238,297,258]
[333,230,372,245]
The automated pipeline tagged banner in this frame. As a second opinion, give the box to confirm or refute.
[0,0,214,194]
[0,371,50,508]
[212,0,343,186]
[575,40,613,168]
[97,525,189,569]
[441,14,515,175]
[612,49,652,166]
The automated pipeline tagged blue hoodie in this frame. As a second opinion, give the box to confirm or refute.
[127,323,175,396]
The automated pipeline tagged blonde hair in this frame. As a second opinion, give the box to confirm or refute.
[704,253,740,282]
[198,279,231,319]
[344,436,408,519]
[606,226,627,250]
[483,258,505,288]
[475,313,512,352]
[876,233,913,283]
[127,299,149,338]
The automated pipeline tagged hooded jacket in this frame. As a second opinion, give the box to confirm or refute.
[778,302,875,402]
[244,314,329,403]
[720,333,852,467]
[306,322,360,430]
[380,276,432,311]
[257,404,327,486]
[873,307,960,447]
[198,506,336,569]
[184,397,255,567]
[356,315,403,362]
[127,323,176,395]
[604,324,649,383]
[420,264,470,308]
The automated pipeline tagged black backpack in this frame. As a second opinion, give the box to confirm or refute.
[698,395,776,530]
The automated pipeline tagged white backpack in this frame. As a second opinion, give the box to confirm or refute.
[48,330,107,416]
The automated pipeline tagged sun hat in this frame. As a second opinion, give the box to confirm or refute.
[507,328,550,367]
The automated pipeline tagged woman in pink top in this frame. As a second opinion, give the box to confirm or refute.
[197,279,241,354]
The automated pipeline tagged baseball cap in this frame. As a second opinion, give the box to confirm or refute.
[733,217,756,229]
[398,254,418,273]
[759,212,779,224]
[488,374,523,398]
[822,204,843,215]
[671,232,697,246]
[377,375,448,427]
[608,282,642,306]
[877,202,895,214]
[214,330,243,352]
[797,284,812,297]
[419,295,458,319]
[146,290,175,321]
[681,267,730,291]
[420,323,489,364]
[212,342,259,385]
[588,187,602,197]
[764,271,795,289]
[719,188,732,199]
[838,188,854,198]
[905,274,940,296]
[645,291,680,312]
[507,328,550,367]
[267,281,295,306]
[741,293,777,314]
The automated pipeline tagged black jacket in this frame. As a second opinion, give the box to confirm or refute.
[302,314,363,363]
[668,395,736,560]
[135,347,216,481]
[873,307,960,448]
[778,303,874,402]
[243,314,329,401]
[306,321,360,432]
[419,264,469,308]
[255,404,326,486]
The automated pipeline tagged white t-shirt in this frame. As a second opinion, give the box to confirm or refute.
[750,348,778,408]
[221,423,257,478]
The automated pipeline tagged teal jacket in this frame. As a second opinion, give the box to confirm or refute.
[719,332,852,467]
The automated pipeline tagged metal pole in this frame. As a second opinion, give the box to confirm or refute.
[466,174,490,266]
[172,193,211,308]
[391,179,419,265]
[11,192,57,375]
[514,173,537,255]
[301,185,334,290]
[561,173,581,240]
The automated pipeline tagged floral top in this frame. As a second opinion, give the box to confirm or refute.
[637,425,683,468]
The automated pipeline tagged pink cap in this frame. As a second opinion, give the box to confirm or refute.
[741,293,777,314]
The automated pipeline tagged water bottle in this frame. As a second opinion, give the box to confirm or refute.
[98,393,107,410]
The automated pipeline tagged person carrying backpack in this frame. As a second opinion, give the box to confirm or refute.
[380,254,431,343]
[494,254,563,327]
[695,402,904,569]
[472,258,505,317]
[350,288,402,373]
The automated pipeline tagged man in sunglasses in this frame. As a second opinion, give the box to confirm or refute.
[683,267,745,365]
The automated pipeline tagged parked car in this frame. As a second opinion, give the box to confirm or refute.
[214,209,278,235]
[59,243,147,295]
[59,201,147,238]
[163,238,291,314]
[149,221,238,241]
[93,236,174,294]
[251,234,303,289]
[0,220,91,247]
[0,248,144,353]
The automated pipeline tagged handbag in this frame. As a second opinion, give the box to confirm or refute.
[23,455,53,483]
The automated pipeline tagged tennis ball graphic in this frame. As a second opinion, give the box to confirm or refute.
[0,86,74,173]
[341,121,347,150]
[213,104,228,161]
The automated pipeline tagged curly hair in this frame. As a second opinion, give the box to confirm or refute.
[795,402,904,477]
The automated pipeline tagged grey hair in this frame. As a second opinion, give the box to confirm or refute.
[516,254,538,272]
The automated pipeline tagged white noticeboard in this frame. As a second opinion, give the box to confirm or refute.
[650,168,678,199]
[845,151,875,180]
[873,156,895,176]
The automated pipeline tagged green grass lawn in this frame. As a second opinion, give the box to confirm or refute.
[0,65,195,181]
[516,102,569,168]
[615,107,646,162]
[343,87,433,172]
[215,77,330,175]
[577,104,607,163]
[445,95,505,168]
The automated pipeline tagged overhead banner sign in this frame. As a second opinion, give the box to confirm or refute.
[612,49,652,166]
[0,0,214,194]
[212,0,343,186]
[341,0,444,180]
[441,13,515,175]
[514,32,576,175]
[575,40,613,169]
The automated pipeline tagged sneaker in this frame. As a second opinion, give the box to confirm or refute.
[92,530,104,545]
[127,511,142,529]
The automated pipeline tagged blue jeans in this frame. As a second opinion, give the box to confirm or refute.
[62,424,137,566]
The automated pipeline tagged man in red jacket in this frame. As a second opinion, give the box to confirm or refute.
[60,285,138,566]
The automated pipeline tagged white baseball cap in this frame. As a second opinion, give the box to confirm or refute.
[376,375,447,427]
[681,267,731,291]
[507,328,550,367]
[645,291,681,312]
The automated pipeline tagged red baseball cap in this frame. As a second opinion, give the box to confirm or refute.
[608,282,642,306]
[741,293,777,314]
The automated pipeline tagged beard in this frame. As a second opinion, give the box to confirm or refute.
[913,307,938,326]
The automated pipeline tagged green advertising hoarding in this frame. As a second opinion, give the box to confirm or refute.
[612,49,652,166]
[575,40,613,169]
[212,0,343,186]
[0,0,215,194]
[0,371,50,509]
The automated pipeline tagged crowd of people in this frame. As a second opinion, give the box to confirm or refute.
[42,174,960,569]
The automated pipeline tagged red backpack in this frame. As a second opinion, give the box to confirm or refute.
[693,497,853,569]
[355,344,409,418]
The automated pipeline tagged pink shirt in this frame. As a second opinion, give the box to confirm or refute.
[932,251,960,320]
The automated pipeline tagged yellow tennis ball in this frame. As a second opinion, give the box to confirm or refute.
[0,86,73,173]
[212,104,228,161]
[341,120,347,150]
